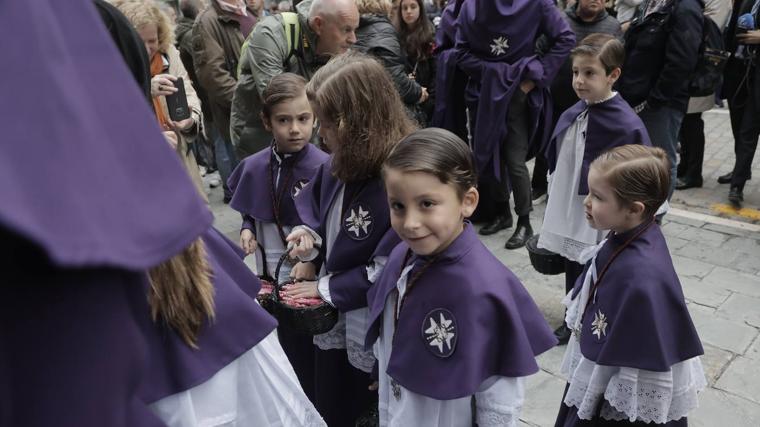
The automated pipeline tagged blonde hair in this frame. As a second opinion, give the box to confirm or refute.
[307,51,417,182]
[116,0,176,53]
[590,145,670,219]
[355,0,392,16]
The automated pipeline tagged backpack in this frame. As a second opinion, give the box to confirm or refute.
[688,1,731,97]
[280,12,302,69]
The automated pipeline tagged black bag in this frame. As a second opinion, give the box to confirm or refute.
[688,2,731,97]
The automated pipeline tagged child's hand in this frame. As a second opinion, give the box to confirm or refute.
[286,229,316,258]
[368,381,379,391]
[240,229,257,255]
[281,281,320,299]
[290,261,316,281]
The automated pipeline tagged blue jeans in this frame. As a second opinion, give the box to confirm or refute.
[210,126,239,198]
[638,105,685,199]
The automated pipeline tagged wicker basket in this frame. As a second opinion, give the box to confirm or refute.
[271,254,338,335]
[526,234,565,275]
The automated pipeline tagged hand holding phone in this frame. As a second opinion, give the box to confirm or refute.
[165,77,191,122]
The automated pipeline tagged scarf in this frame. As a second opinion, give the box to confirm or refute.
[150,52,172,130]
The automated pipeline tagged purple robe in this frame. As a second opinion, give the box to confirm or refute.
[294,159,400,312]
[434,0,575,178]
[546,95,652,195]
[228,143,329,228]
[137,226,278,403]
[573,222,703,371]
[365,223,557,399]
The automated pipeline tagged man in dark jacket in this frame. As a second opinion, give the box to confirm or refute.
[532,0,622,201]
[192,0,259,203]
[718,0,760,206]
[616,0,703,198]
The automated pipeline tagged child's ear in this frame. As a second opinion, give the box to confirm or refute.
[628,200,646,218]
[461,187,479,218]
[261,113,272,132]
[608,67,622,83]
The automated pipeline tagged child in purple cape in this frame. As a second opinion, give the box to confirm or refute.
[227,72,328,400]
[366,128,557,426]
[284,52,417,426]
[538,34,651,345]
[555,145,705,426]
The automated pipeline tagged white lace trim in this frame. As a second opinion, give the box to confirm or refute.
[347,339,376,373]
[313,313,346,350]
[475,396,521,427]
[560,338,707,423]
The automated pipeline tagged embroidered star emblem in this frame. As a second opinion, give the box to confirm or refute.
[424,312,456,353]
[591,310,608,340]
[490,36,509,56]
[345,206,372,237]
[292,179,309,198]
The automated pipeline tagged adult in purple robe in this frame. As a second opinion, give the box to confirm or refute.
[555,221,705,426]
[434,0,575,249]
[294,158,401,426]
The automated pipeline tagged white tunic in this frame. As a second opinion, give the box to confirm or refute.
[149,330,326,427]
[539,104,606,263]
[560,241,707,423]
[373,265,526,427]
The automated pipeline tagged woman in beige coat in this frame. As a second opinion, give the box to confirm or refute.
[117,0,208,202]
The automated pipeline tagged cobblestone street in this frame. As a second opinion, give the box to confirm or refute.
[206,108,760,426]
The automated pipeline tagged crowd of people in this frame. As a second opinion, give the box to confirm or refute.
[4,0,759,426]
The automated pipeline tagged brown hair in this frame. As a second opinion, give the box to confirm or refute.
[397,0,435,61]
[590,145,670,219]
[261,72,309,120]
[355,0,392,16]
[571,33,625,75]
[307,51,417,182]
[147,237,215,349]
[384,128,477,199]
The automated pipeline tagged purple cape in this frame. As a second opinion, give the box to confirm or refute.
[138,226,278,403]
[0,0,212,271]
[546,94,652,195]
[434,0,575,178]
[366,223,557,399]
[572,222,703,371]
[294,159,400,312]
[228,143,329,225]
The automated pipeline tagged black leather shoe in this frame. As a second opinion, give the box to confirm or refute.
[479,214,513,236]
[717,171,733,184]
[728,186,744,207]
[504,223,533,249]
[675,178,703,190]
[554,324,571,346]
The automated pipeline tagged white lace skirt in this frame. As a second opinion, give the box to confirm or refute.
[149,331,326,427]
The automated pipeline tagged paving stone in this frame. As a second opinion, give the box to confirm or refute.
[715,356,760,404]
[521,370,566,427]
[536,345,566,378]
[661,222,691,238]
[703,267,760,298]
[674,243,743,270]
[665,214,707,228]
[701,344,734,386]
[717,294,760,328]
[746,336,760,361]
[689,304,758,354]
[690,388,760,427]
[681,276,731,308]
[672,254,715,279]
[663,235,690,250]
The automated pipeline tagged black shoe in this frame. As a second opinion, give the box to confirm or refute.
[717,171,733,184]
[504,223,533,249]
[532,187,547,204]
[479,214,513,236]
[728,186,744,207]
[554,324,571,346]
[675,178,703,190]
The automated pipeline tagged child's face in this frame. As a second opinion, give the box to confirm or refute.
[385,168,478,256]
[315,108,339,153]
[584,167,641,233]
[572,54,619,103]
[264,92,313,153]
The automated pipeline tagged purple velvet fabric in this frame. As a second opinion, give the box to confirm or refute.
[366,223,557,399]
[546,94,652,195]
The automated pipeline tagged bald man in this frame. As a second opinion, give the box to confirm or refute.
[230,0,359,158]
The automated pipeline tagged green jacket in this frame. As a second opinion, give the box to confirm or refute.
[230,0,321,159]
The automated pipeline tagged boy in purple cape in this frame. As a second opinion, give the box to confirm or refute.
[366,128,557,427]
[555,145,705,426]
[1,1,324,425]
[434,0,575,250]
[538,34,651,345]
[227,73,328,400]
[284,53,416,426]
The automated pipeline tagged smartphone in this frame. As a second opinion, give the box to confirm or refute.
[165,77,191,122]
